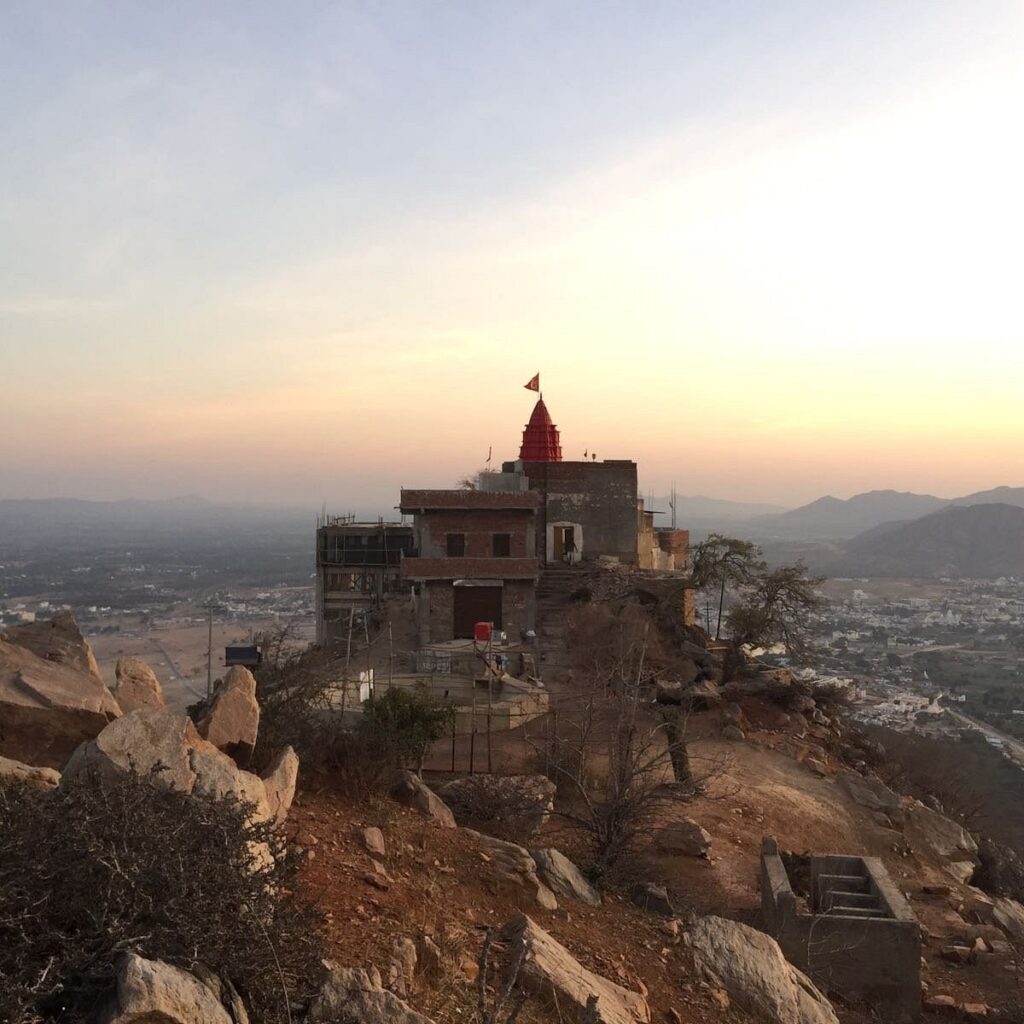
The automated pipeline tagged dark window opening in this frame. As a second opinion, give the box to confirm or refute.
[492,533,512,557]
[446,533,466,557]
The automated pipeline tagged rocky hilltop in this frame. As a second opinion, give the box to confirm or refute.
[2,607,1023,1023]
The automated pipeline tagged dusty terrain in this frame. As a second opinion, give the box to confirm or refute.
[89,616,299,709]
[290,691,1024,1023]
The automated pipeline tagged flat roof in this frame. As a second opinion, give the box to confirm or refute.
[399,489,538,511]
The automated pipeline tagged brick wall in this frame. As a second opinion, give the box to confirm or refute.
[414,509,536,559]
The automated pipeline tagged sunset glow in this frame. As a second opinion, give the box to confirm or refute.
[2,2,1022,509]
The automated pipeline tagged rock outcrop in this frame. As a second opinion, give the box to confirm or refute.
[261,745,299,825]
[3,610,103,681]
[309,962,433,1024]
[197,666,260,763]
[100,953,247,1024]
[838,772,904,825]
[439,773,555,840]
[501,915,650,1024]
[113,656,166,713]
[0,630,121,769]
[904,802,978,865]
[655,818,712,857]
[631,882,675,917]
[62,708,274,825]
[684,916,839,1024]
[389,770,456,827]
[463,828,557,909]
[361,826,387,857]
[992,897,1024,942]
[0,753,61,788]
[531,847,601,906]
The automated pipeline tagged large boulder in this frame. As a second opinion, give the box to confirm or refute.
[655,818,712,857]
[631,882,674,917]
[63,707,198,794]
[197,666,260,763]
[113,656,166,713]
[62,708,272,824]
[501,915,649,1024]
[0,753,60,788]
[905,802,978,865]
[684,916,839,1024]
[838,772,904,825]
[531,847,601,906]
[100,953,246,1024]
[992,897,1024,942]
[389,770,456,827]
[3,610,103,681]
[261,745,299,824]
[0,633,121,769]
[439,773,555,840]
[309,963,433,1024]
[463,828,557,910]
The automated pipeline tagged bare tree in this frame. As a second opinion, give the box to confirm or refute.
[530,605,729,870]
[726,561,824,663]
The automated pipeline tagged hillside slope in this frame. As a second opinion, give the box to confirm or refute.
[952,485,1024,509]
[846,502,1024,577]
[747,490,948,541]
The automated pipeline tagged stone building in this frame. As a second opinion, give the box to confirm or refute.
[398,489,540,643]
[502,395,690,570]
[316,391,693,647]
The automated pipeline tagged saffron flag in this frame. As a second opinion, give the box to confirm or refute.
[524,373,540,392]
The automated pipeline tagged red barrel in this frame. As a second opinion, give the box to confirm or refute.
[473,621,493,643]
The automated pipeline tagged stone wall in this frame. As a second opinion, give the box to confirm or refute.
[423,580,455,645]
[501,579,536,640]
[522,460,639,564]
[760,837,920,1022]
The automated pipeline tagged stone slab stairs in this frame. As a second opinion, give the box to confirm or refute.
[535,564,598,682]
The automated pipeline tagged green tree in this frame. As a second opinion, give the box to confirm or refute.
[360,687,455,775]
[690,534,766,639]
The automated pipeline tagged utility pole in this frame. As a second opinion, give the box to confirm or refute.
[204,602,215,702]
[486,630,494,774]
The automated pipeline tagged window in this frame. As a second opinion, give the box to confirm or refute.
[446,533,466,557]
[492,533,511,557]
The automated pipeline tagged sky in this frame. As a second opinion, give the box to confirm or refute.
[2,1,1022,511]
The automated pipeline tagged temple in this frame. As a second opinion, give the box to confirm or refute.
[518,398,563,462]
[316,387,693,645]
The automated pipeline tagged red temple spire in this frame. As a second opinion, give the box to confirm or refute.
[519,397,563,462]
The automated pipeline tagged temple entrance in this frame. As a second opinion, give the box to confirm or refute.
[547,522,583,564]
[453,584,502,638]
[552,525,575,561]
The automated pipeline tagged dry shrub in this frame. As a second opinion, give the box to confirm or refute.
[438,775,554,843]
[0,772,325,1024]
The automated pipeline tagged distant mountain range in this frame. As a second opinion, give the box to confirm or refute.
[744,486,1024,542]
[748,490,947,540]
[4,488,1023,579]
[845,503,1024,578]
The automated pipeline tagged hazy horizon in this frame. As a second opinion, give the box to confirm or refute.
[3,2,1022,510]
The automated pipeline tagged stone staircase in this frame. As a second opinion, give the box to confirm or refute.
[534,564,597,682]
